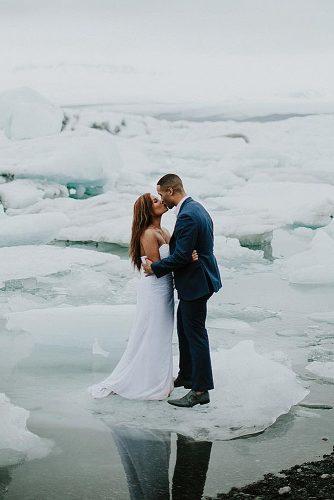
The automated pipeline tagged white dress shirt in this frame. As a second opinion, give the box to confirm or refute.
[174,195,191,217]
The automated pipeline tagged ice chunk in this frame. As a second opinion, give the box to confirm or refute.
[306,361,334,381]
[0,87,63,140]
[58,215,132,247]
[276,231,334,285]
[323,219,334,238]
[214,235,264,265]
[8,191,135,246]
[272,227,314,259]
[209,303,280,324]
[0,212,69,246]
[89,341,308,441]
[212,182,334,229]
[93,338,110,358]
[0,127,122,188]
[4,304,135,350]
[0,245,120,283]
[0,179,68,210]
[0,393,52,465]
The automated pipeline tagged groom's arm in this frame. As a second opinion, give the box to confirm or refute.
[151,214,198,278]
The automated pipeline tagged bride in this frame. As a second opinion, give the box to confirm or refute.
[89,193,198,400]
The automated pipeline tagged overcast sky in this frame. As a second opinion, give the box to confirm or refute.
[1,0,333,105]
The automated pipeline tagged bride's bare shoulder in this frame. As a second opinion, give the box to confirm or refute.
[141,227,159,242]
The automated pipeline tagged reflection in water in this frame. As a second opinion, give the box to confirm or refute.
[172,435,212,500]
[112,427,171,499]
[0,466,12,499]
[111,426,212,500]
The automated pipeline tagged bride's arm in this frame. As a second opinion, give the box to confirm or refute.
[162,227,171,244]
[140,229,161,262]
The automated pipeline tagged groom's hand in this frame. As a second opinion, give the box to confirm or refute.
[143,258,154,276]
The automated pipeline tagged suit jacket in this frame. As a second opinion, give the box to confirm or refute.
[151,197,222,300]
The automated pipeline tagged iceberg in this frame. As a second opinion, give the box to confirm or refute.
[0,87,63,140]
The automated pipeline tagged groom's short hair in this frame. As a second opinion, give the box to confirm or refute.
[157,174,183,192]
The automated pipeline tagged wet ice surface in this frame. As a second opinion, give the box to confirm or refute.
[1,107,334,498]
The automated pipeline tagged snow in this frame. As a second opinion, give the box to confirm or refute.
[0,393,52,465]
[0,87,63,140]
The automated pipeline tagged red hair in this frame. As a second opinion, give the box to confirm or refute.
[129,193,153,271]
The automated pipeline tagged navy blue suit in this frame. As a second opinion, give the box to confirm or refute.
[152,197,222,391]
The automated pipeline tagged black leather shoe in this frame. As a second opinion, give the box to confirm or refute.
[173,377,192,389]
[168,390,210,408]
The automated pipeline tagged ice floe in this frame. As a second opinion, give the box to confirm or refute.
[0,127,121,189]
[0,245,121,283]
[0,212,69,246]
[0,393,52,465]
[0,178,68,210]
[4,304,135,350]
[89,340,308,441]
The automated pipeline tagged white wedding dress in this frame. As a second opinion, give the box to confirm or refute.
[89,244,174,400]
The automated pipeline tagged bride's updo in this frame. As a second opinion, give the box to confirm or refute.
[129,193,153,271]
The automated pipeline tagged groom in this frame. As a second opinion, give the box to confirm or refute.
[143,174,222,407]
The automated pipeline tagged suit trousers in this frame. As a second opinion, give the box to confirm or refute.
[176,292,214,392]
